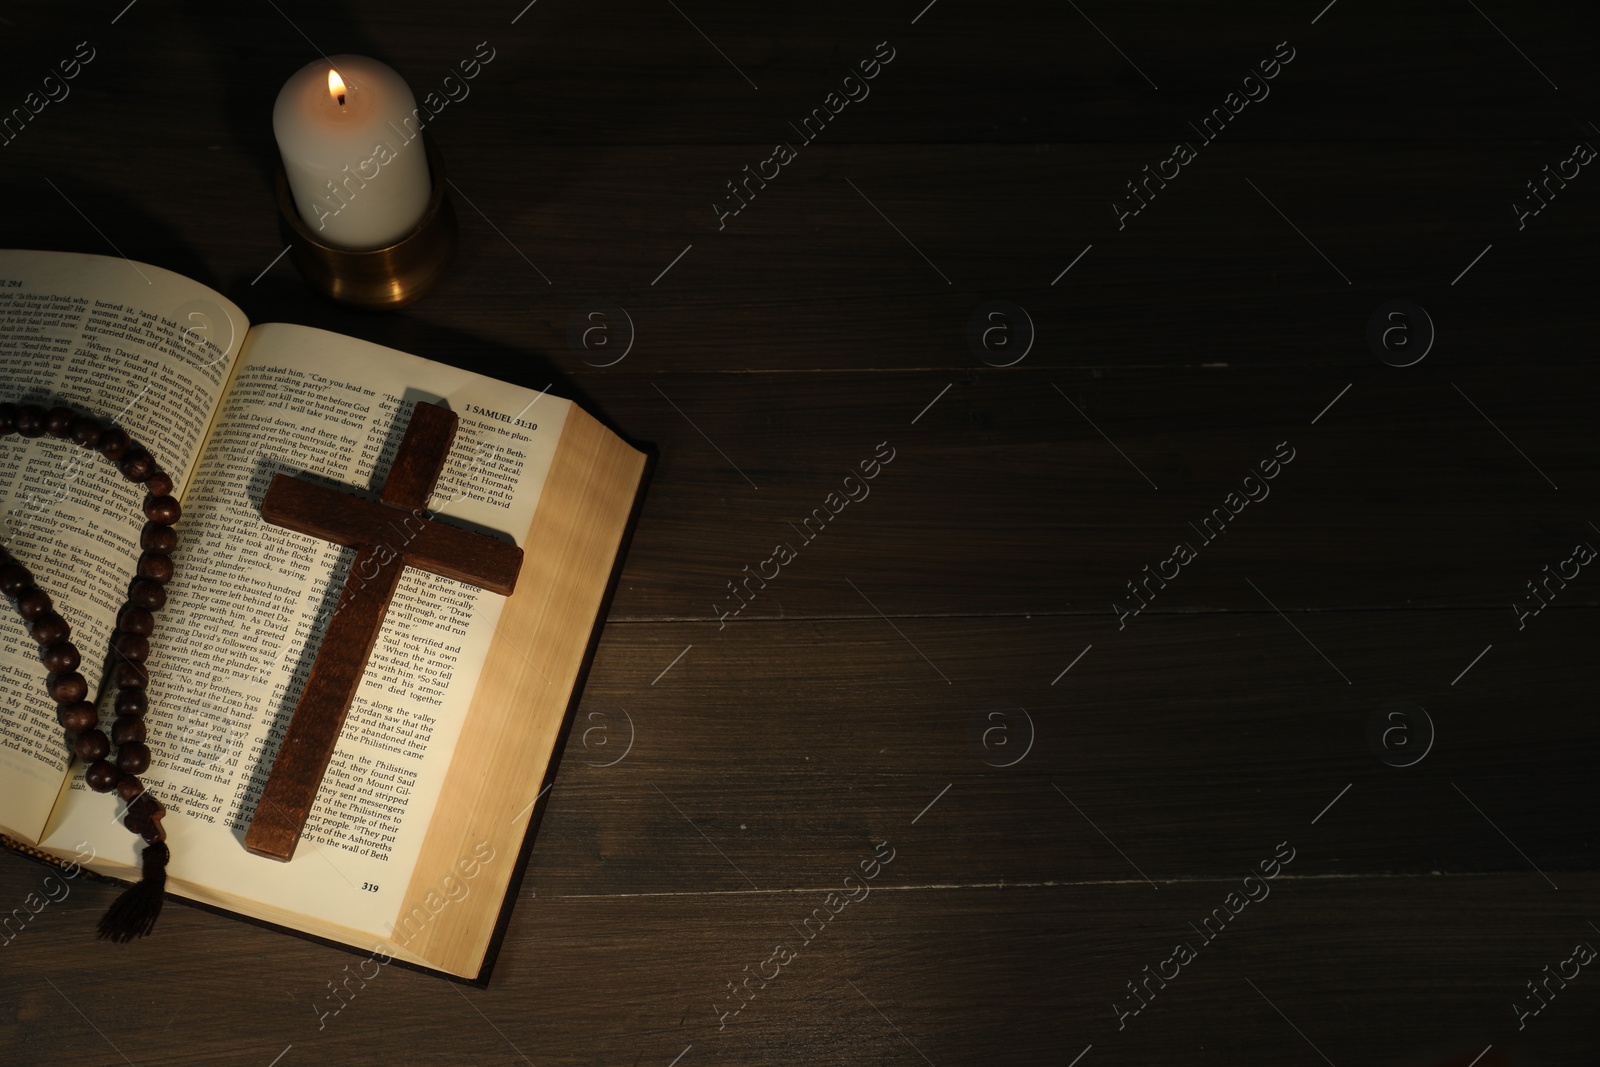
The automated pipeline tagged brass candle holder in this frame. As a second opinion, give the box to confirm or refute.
[276,133,457,310]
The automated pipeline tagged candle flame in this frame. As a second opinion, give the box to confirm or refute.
[327,69,347,106]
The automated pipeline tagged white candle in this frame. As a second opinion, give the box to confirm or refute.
[273,55,432,250]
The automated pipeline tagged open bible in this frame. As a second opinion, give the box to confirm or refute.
[0,249,648,980]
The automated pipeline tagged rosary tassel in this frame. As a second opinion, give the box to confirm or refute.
[96,840,169,942]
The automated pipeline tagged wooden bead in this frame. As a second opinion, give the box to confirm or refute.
[0,563,33,595]
[16,404,46,437]
[118,605,155,635]
[116,775,145,802]
[143,495,181,525]
[114,632,150,663]
[74,729,111,762]
[45,406,76,437]
[119,448,155,482]
[112,716,147,746]
[84,759,121,793]
[129,579,167,611]
[136,552,174,584]
[97,426,130,459]
[70,416,103,449]
[125,793,165,839]
[137,552,175,583]
[140,523,178,553]
[115,743,151,774]
[48,672,88,704]
[16,587,52,620]
[145,470,174,497]
[115,662,148,689]
[57,701,98,734]
[41,641,81,672]
[30,611,69,646]
[0,402,17,434]
[115,689,148,717]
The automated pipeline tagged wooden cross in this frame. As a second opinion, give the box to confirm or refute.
[243,402,523,862]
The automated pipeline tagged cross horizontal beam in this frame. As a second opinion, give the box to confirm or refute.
[260,474,522,594]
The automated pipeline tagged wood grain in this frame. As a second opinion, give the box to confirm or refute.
[243,541,408,861]
[378,399,459,509]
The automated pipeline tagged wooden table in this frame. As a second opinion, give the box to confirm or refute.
[2,2,1596,1063]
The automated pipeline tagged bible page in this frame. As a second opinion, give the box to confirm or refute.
[0,249,244,843]
[41,322,569,937]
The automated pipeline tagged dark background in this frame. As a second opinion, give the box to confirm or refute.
[2,1,1597,1064]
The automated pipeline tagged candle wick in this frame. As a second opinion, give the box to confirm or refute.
[337,92,346,106]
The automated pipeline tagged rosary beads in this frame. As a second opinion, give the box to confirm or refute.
[0,400,177,939]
